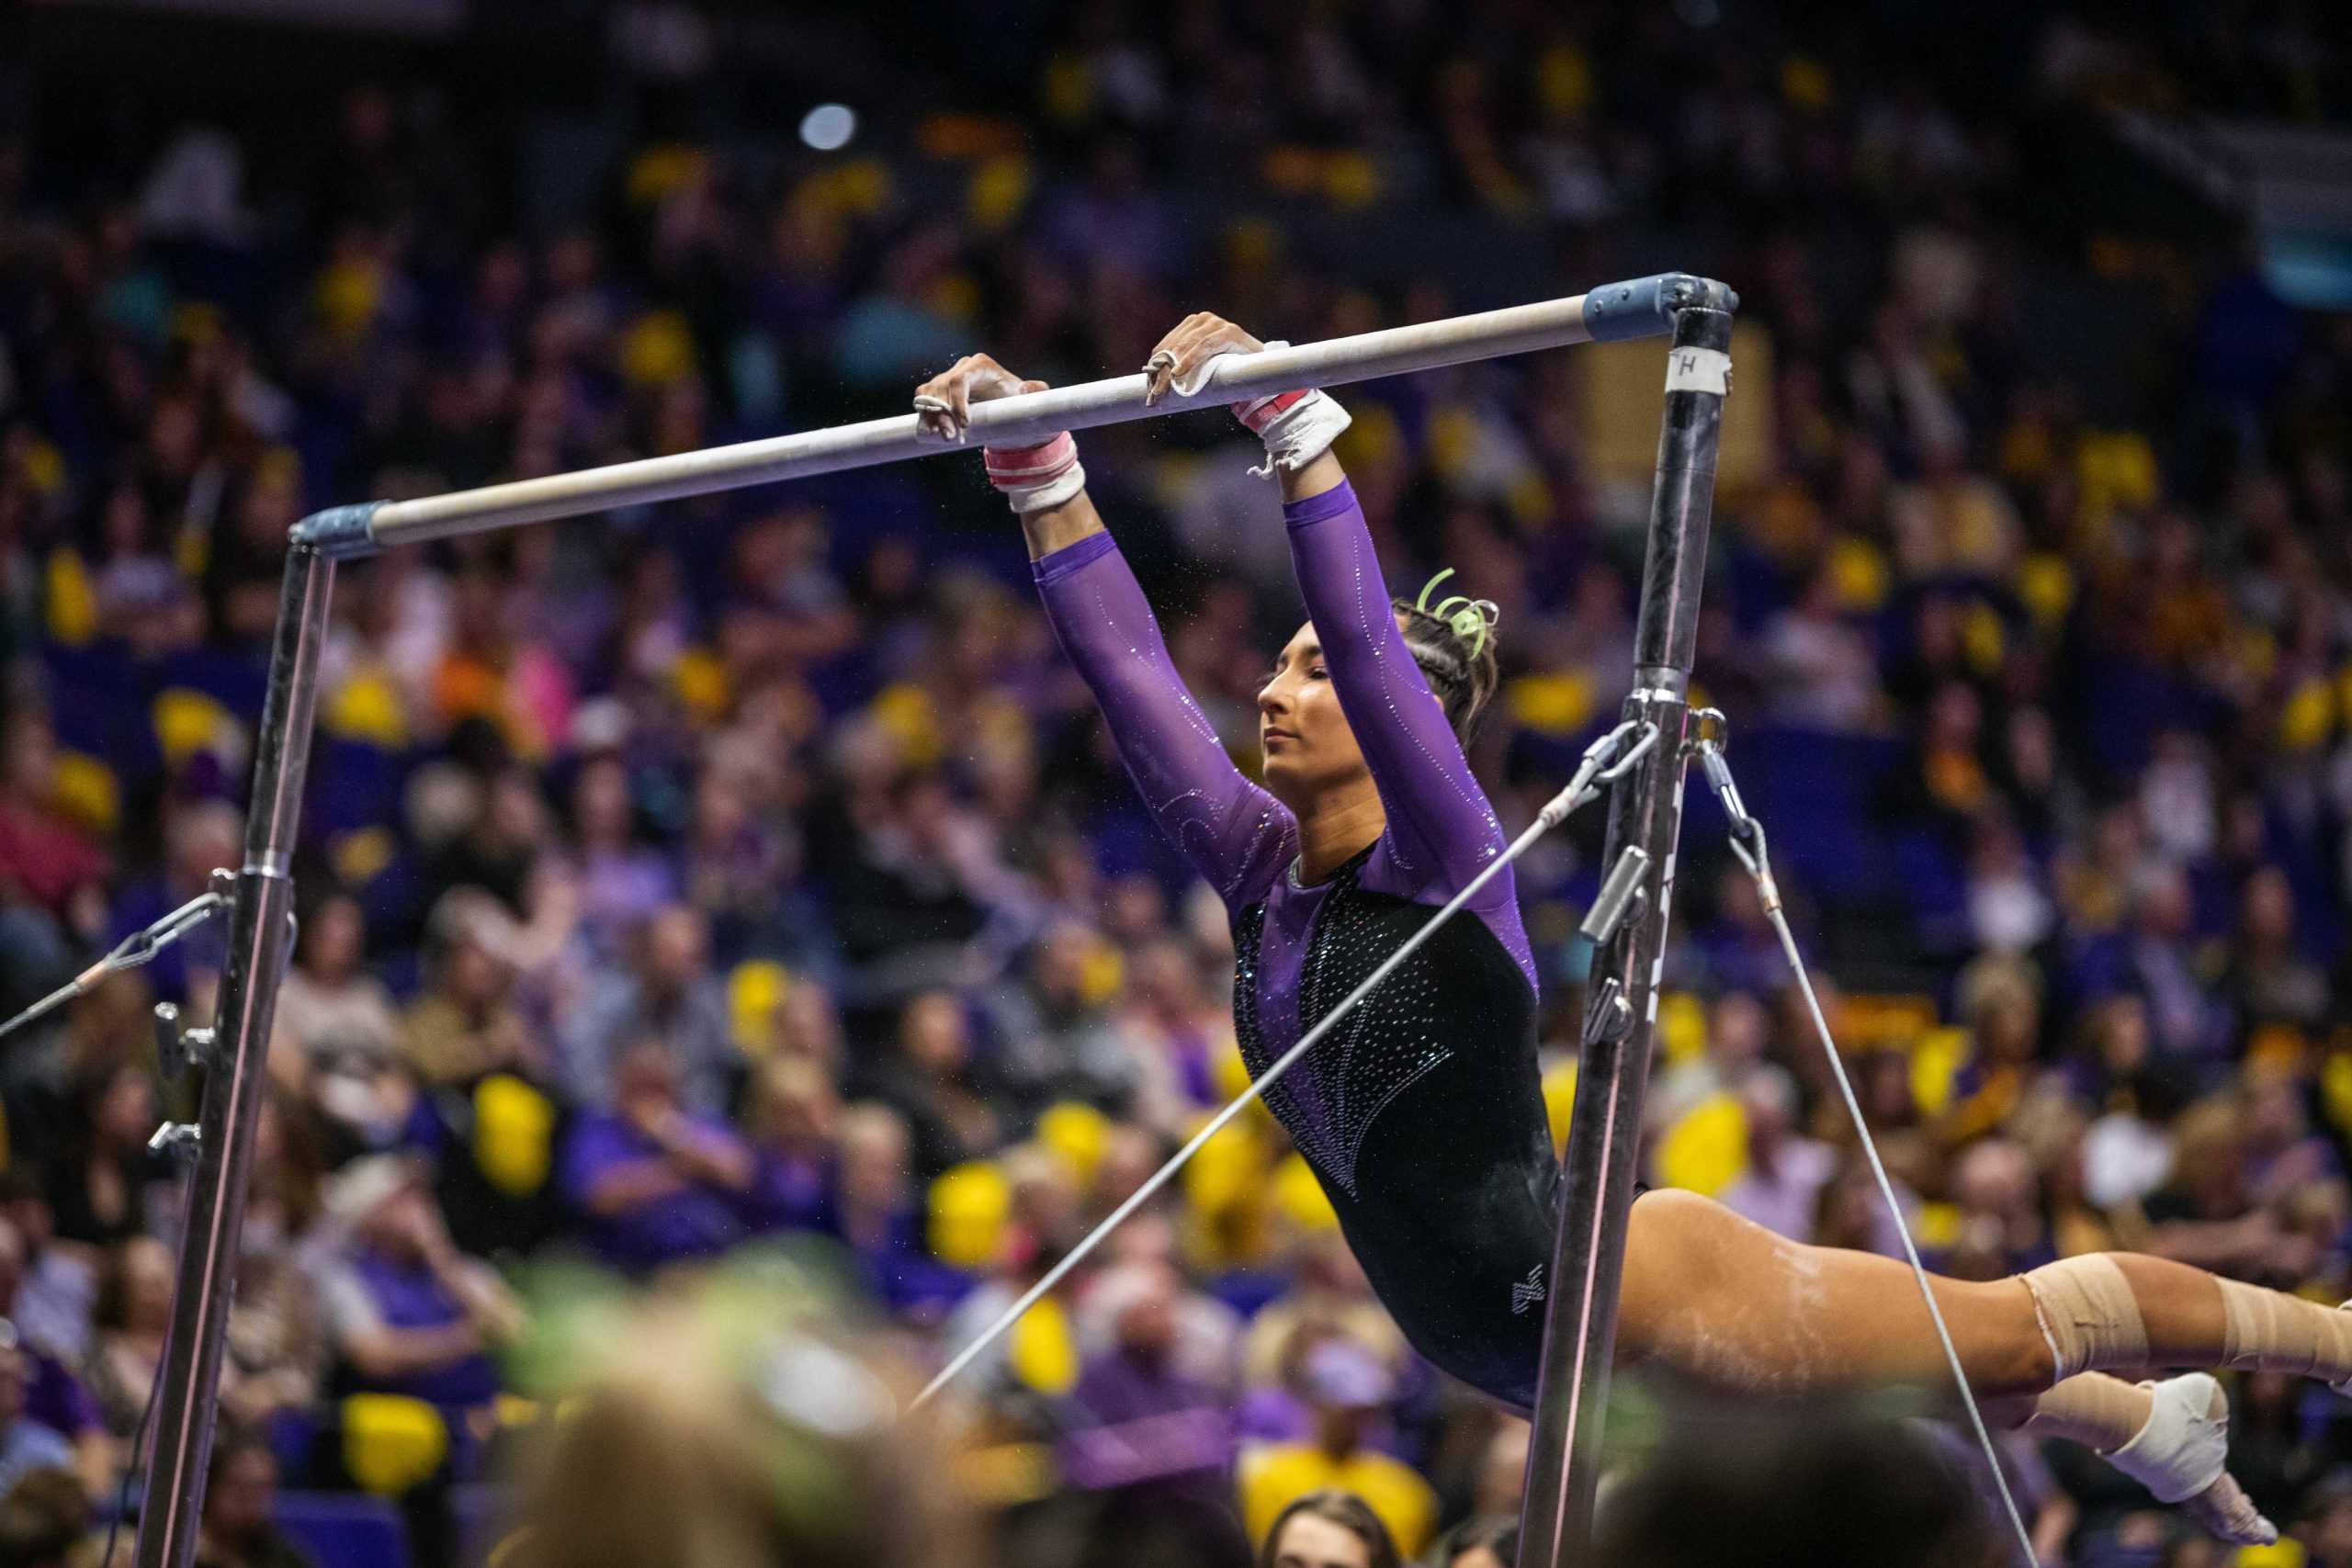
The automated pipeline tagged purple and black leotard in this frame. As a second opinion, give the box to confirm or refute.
[1035,477,1559,1409]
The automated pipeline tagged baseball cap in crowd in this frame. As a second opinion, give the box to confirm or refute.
[1302,1337,1394,1411]
[322,1153,423,1233]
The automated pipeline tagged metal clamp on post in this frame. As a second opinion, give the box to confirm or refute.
[153,1003,217,1083]
[1691,708,1780,918]
[1580,976,1634,1047]
[148,1122,202,1168]
[1690,709,1747,827]
[150,899,295,1083]
[1579,846,1651,945]
[1538,719,1660,828]
[0,870,236,1047]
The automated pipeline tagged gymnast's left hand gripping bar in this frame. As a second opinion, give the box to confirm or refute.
[290,273,1736,557]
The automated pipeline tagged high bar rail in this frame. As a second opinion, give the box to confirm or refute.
[292,272,1735,555]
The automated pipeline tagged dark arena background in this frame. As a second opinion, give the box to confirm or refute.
[3,3,2350,1567]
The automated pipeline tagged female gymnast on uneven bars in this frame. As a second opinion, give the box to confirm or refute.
[912,314,2327,1547]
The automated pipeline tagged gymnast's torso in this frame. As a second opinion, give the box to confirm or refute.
[1232,846,1558,1409]
[1034,478,1560,1410]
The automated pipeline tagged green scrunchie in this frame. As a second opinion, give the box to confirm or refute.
[1413,569,1499,660]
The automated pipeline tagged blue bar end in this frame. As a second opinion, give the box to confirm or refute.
[1582,274,1740,342]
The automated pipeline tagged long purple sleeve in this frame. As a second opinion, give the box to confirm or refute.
[1035,530,1296,909]
[1046,479,1555,1416]
[1283,479,1531,977]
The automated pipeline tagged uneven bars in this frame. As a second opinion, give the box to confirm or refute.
[141,267,1738,1568]
[291,272,1725,556]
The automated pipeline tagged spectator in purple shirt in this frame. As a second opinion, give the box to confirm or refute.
[741,1054,841,1238]
[556,906,736,1116]
[0,1173,92,1369]
[2078,863,2230,1068]
[315,1156,523,1426]
[1927,1137,2057,1280]
[825,1102,965,1318]
[1058,1260,1234,1506]
[1718,1068,1837,1245]
[0,1337,74,1511]
[0,1220,107,1498]
[560,1040,757,1275]
[2239,1065,2345,1212]
[564,753,679,964]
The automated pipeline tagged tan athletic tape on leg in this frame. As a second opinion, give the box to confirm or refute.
[2019,1257,2149,1382]
[2217,1278,2352,1382]
[2024,1373,2154,1455]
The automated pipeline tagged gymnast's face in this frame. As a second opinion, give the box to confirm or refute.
[1258,622,1372,807]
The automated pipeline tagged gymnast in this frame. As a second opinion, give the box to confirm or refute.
[912,314,2331,1546]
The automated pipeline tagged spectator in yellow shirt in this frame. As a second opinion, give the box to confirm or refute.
[1238,1338,1436,1557]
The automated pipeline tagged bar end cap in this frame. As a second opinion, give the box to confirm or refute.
[289,502,386,558]
[1583,274,1741,341]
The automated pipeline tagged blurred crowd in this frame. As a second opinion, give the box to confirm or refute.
[1,1,2350,1565]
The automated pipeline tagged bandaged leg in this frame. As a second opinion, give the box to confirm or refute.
[2018,1257,2150,1382]
[2216,1279,2352,1390]
[1624,1197,2352,1411]
[2020,1254,2352,1390]
[2022,1373,2273,1545]
[2019,1371,2154,1453]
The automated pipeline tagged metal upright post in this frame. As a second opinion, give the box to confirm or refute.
[136,545,336,1568]
[1518,292,1736,1566]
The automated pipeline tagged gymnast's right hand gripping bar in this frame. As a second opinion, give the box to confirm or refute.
[290,273,1737,558]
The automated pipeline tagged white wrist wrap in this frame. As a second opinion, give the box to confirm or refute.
[984,432,1086,514]
[1156,340,1351,478]
[1235,388,1351,478]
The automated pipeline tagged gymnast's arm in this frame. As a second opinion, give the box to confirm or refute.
[1139,315,1510,898]
[1279,457,1510,895]
[1026,492,1298,908]
[912,355,1293,908]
